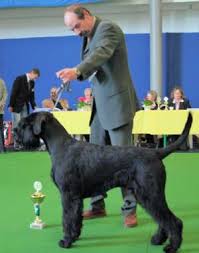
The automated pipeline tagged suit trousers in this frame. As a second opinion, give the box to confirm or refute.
[89,112,137,216]
[11,104,28,148]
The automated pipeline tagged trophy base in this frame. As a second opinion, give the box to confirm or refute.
[30,222,46,229]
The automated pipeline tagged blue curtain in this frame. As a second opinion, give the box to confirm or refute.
[0,0,103,8]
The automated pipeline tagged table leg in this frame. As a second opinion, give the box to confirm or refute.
[188,135,193,149]
[163,135,167,147]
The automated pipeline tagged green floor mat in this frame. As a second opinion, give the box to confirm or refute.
[0,152,198,253]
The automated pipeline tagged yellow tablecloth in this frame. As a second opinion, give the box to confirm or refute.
[53,111,91,134]
[53,110,199,135]
[133,110,199,135]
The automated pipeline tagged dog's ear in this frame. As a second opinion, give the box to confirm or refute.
[32,113,48,135]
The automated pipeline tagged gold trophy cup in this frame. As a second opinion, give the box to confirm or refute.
[30,181,46,229]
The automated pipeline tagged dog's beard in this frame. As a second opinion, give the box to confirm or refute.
[15,129,40,149]
[23,137,40,149]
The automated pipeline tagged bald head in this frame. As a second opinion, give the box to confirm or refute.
[65,5,92,18]
[64,5,94,37]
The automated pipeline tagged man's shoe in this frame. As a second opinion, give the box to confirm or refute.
[124,213,138,228]
[83,209,107,219]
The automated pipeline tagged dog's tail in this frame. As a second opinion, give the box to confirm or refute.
[156,112,192,160]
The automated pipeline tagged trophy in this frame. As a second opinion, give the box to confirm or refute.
[163,96,169,110]
[156,96,161,110]
[30,181,46,229]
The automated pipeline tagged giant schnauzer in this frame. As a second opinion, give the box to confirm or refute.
[14,112,192,253]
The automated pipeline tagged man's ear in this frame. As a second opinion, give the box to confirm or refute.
[33,114,47,135]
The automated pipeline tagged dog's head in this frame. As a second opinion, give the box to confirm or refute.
[14,112,53,148]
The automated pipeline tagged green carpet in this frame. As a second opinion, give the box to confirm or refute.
[0,152,198,253]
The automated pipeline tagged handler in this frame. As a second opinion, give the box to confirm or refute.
[56,5,139,227]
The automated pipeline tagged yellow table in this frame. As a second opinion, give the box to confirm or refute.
[53,111,91,134]
[133,109,199,148]
[132,110,199,135]
[53,110,199,136]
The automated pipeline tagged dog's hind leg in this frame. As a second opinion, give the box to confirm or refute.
[151,225,168,245]
[155,208,183,253]
[145,198,182,253]
[163,216,183,253]
[135,185,182,253]
[59,193,83,248]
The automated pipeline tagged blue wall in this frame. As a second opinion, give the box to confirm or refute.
[164,33,199,106]
[0,33,199,120]
[0,0,103,8]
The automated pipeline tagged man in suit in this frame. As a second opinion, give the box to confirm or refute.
[9,68,40,150]
[0,78,7,153]
[56,5,139,227]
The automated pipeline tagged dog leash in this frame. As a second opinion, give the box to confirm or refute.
[53,82,71,110]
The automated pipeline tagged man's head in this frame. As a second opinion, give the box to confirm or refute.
[64,5,94,37]
[28,68,40,81]
[84,87,92,101]
[50,87,58,101]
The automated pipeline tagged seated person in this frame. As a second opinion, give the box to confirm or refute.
[42,87,69,110]
[84,87,93,105]
[76,88,93,142]
[77,87,93,111]
[168,87,191,110]
[145,90,158,110]
[140,90,159,147]
[143,90,165,110]
[168,87,191,150]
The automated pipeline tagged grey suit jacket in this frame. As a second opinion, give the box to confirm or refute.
[77,17,138,130]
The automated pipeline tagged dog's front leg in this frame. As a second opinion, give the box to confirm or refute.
[59,193,83,248]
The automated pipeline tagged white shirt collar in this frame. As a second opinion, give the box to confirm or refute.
[26,73,30,82]
[172,99,184,103]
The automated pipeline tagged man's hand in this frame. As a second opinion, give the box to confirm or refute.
[56,68,78,83]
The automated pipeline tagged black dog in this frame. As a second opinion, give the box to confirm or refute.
[14,112,192,253]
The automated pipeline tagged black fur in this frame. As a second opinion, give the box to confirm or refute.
[14,112,192,252]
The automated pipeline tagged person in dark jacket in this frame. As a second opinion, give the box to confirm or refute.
[141,90,158,147]
[168,87,191,110]
[168,87,191,149]
[8,68,40,149]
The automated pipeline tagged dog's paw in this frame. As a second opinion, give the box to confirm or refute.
[163,244,176,253]
[72,236,79,242]
[151,233,167,245]
[58,239,72,248]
